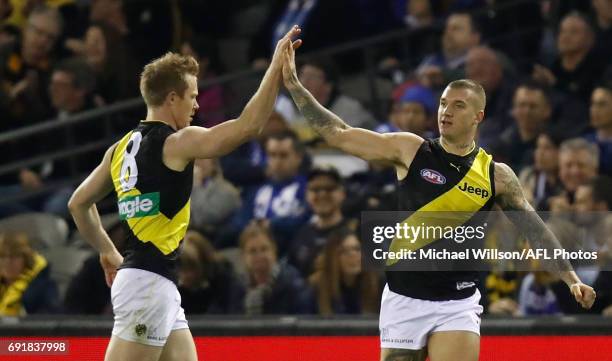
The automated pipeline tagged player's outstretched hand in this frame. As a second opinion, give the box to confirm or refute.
[570,282,596,309]
[270,25,302,71]
[100,250,124,287]
[281,30,300,90]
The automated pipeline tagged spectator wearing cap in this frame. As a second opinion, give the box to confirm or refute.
[288,166,356,277]
[376,84,436,138]
[275,59,377,142]
[519,131,564,211]
[584,82,612,176]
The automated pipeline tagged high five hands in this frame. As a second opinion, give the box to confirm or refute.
[270,25,302,73]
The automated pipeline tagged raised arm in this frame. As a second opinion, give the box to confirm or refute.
[165,26,302,161]
[68,144,123,287]
[494,162,596,309]
[280,37,423,169]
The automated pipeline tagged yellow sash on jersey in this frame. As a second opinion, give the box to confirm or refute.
[387,148,493,265]
[110,131,189,255]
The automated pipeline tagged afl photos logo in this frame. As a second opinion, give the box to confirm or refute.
[420,169,446,185]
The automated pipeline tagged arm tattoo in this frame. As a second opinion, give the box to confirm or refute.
[286,84,348,137]
[382,348,427,361]
[495,163,573,273]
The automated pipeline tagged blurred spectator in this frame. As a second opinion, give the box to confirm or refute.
[549,138,599,213]
[493,83,552,172]
[0,57,98,218]
[574,176,612,249]
[0,232,59,316]
[220,111,291,188]
[48,57,97,118]
[0,0,18,47]
[0,4,61,130]
[227,131,310,252]
[485,271,520,316]
[591,0,612,60]
[417,11,481,88]
[231,221,311,315]
[519,131,564,211]
[190,158,241,238]
[308,230,381,315]
[584,82,612,176]
[518,271,561,315]
[288,166,355,277]
[563,176,612,287]
[178,231,238,314]
[532,12,608,105]
[376,84,436,137]
[63,217,126,314]
[402,0,435,29]
[376,0,439,78]
[466,46,516,148]
[67,22,137,105]
[180,36,226,128]
[275,59,377,142]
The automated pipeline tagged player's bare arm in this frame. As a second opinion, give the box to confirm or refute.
[68,144,123,287]
[280,36,423,173]
[494,162,596,309]
[164,26,302,164]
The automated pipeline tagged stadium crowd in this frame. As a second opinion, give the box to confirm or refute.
[1,0,612,318]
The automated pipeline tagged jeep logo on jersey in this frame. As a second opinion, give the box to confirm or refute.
[118,192,160,220]
[457,182,489,198]
[420,169,446,185]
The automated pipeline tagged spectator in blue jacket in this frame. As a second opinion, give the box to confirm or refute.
[224,131,310,254]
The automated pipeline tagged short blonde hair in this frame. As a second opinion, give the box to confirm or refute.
[139,52,199,107]
[447,79,486,110]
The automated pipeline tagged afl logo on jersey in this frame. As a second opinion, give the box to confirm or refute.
[420,169,446,185]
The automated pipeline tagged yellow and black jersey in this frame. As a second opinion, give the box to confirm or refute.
[387,138,495,300]
[110,121,193,284]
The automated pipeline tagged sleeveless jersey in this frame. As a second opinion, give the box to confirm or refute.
[110,121,193,284]
[386,138,495,300]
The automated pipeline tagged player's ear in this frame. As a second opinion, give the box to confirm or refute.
[475,110,485,124]
[166,91,177,105]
